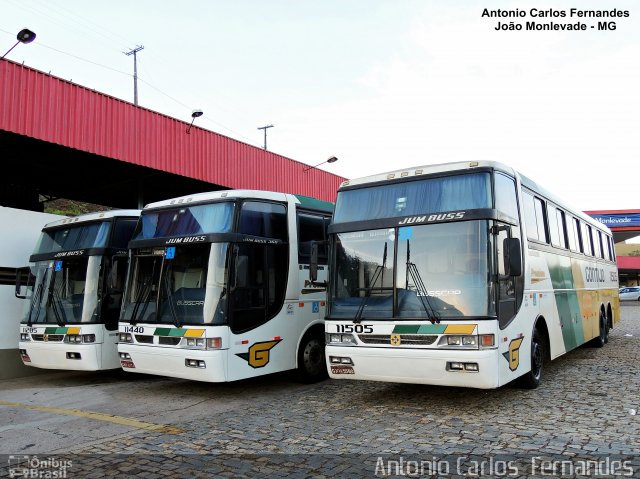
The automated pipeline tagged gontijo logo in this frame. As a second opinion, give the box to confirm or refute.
[236,339,282,368]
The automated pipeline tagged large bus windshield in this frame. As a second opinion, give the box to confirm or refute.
[121,243,228,326]
[330,221,491,320]
[333,172,491,223]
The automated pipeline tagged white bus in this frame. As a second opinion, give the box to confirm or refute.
[321,161,619,389]
[17,210,140,371]
[117,190,333,383]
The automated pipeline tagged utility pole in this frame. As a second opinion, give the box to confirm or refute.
[124,45,144,105]
[257,124,274,150]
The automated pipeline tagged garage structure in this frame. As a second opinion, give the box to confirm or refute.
[0,59,344,212]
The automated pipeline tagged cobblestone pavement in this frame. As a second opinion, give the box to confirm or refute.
[1,305,638,478]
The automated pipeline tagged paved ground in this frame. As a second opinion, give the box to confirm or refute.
[0,305,638,478]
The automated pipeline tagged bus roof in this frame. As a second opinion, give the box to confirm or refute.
[43,209,141,230]
[143,189,333,213]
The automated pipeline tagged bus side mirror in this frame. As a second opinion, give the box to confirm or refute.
[15,266,33,299]
[309,242,319,282]
[504,238,522,277]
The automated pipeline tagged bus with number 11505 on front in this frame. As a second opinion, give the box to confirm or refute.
[318,160,618,389]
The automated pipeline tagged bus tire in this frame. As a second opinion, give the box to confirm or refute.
[295,331,328,383]
[518,327,544,389]
[591,310,607,348]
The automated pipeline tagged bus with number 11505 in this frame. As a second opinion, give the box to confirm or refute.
[318,160,619,389]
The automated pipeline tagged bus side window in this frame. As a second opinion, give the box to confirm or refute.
[298,212,329,264]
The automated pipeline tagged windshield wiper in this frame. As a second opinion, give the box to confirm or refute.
[405,240,440,324]
[162,270,181,328]
[45,272,66,327]
[27,270,48,327]
[354,242,388,324]
[129,282,152,326]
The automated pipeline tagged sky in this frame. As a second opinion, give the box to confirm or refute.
[1,0,639,212]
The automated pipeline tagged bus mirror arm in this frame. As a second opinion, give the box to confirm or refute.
[505,238,522,277]
[309,241,328,282]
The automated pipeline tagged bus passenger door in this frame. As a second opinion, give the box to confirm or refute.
[495,224,522,329]
[227,242,289,381]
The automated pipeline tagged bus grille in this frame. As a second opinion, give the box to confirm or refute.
[135,335,154,344]
[158,336,181,346]
[358,334,438,346]
[32,334,64,342]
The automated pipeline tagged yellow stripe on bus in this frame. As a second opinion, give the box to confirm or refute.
[445,324,477,335]
[67,327,81,335]
[183,329,205,338]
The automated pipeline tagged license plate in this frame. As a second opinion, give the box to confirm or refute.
[120,360,135,368]
[330,365,354,375]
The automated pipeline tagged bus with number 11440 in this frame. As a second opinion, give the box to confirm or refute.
[117,190,333,383]
[318,160,619,389]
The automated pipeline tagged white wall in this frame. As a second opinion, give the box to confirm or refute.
[0,207,64,350]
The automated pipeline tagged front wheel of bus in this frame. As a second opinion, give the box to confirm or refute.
[518,328,544,389]
[296,333,328,383]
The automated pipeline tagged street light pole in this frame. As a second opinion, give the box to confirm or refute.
[1,28,36,60]
[257,124,274,150]
[303,156,338,172]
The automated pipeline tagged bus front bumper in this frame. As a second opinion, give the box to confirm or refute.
[326,345,500,389]
[118,344,228,382]
[18,341,105,371]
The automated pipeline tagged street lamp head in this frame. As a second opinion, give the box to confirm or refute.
[186,109,204,134]
[327,156,338,164]
[17,29,36,44]
[2,28,36,60]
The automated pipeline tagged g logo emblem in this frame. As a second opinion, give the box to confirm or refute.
[390,334,401,346]
[503,337,524,371]
[236,340,282,369]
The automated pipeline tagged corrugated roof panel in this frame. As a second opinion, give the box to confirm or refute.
[1,60,344,202]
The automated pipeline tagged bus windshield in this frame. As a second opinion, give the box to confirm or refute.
[24,256,101,324]
[330,221,491,320]
[132,202,234,240]
[121,243,228,326]
[333,172,491,223]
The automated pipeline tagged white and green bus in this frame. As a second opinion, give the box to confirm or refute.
[322,160,619,389]
[117,190,332,383]
[17,210,140,371]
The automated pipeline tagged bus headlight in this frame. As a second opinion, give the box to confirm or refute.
[119,333,133,343]
[20,333,31,341]
[183,337,217,349]
[326,333,356,345]
[440,334,495,349]
[82,334,96,343]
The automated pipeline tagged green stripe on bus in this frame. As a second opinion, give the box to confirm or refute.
[45,327,67,334]
[153,328,191,337]
[392,324,448,334]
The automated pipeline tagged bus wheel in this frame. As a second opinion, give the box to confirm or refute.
[518,328,543,389]
[591,311,607,348]
[296,333,328,383]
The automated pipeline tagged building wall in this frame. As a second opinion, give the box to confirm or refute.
[0,207,63,379]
